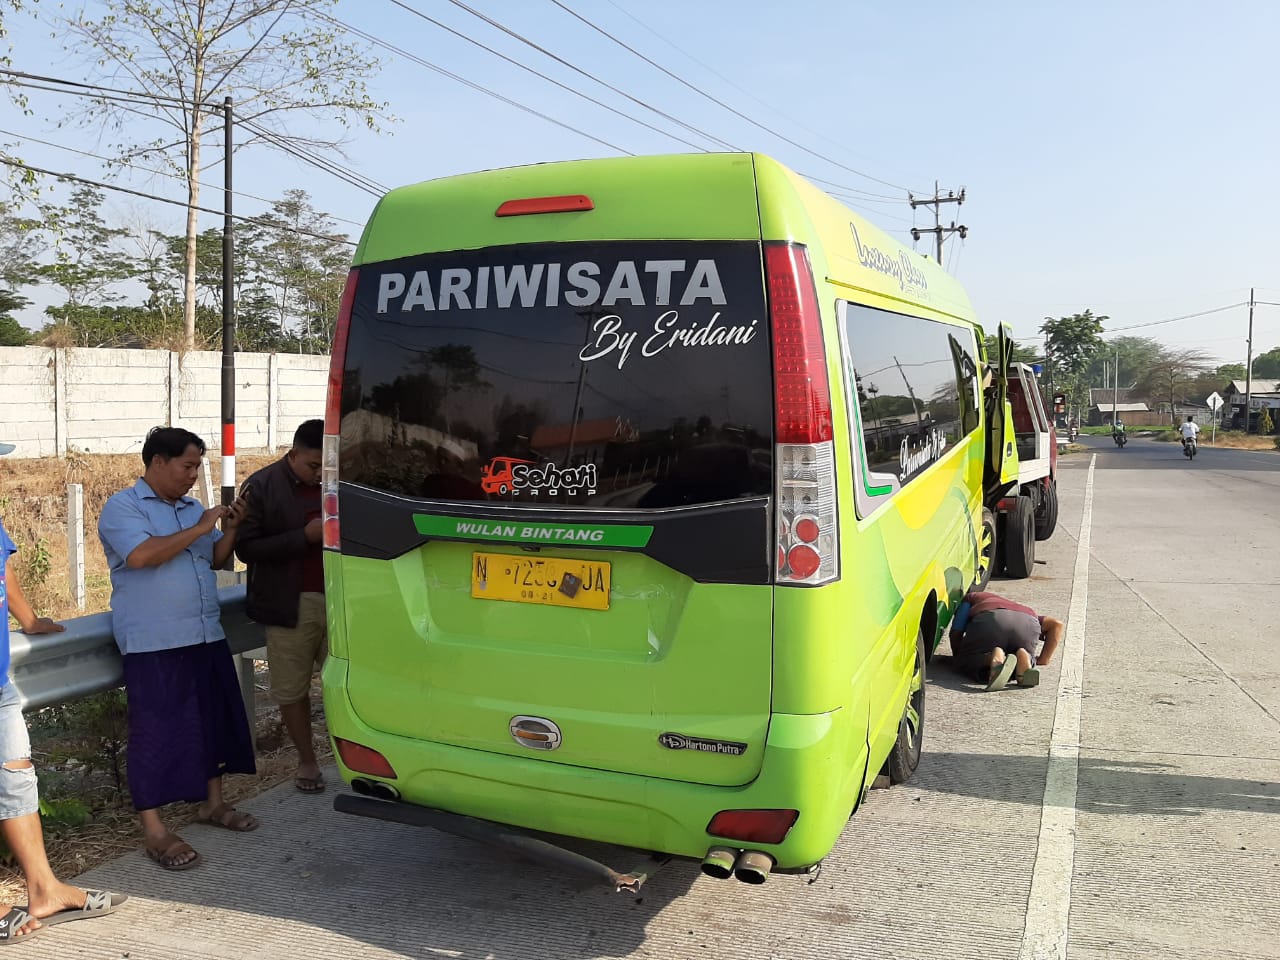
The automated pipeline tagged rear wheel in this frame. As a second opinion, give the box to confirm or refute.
[887,630,926,784]
[1034,481,1059,541]
[1003,496,1036,578]
[975,508,997,591]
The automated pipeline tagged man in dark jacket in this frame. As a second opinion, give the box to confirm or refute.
[235,420,327,792]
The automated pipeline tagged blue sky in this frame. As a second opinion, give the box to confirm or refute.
[3,0,1279,365]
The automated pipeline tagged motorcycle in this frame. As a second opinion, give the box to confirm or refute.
[1183,436,1197,460]
[1113,431,1127,448]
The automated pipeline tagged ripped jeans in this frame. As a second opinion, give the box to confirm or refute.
[0,683,38,820]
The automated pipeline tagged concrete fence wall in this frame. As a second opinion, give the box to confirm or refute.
[0,347,329,458]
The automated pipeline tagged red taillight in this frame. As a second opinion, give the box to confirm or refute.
[707,809,799,845]
[334,738,397,779]
[766,243,831,445]
[325,269,358,435]
[495,194,594,217]
[786,543,821,579]
[792,515,820,543]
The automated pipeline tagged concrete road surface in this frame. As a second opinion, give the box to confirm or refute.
[39,436,1280,959]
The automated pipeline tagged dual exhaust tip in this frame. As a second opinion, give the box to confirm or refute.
[351,777,401,802]
[701,845,774,885]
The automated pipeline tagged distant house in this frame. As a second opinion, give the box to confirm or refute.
[1222,380,1280,429]
[530,416,640,467]
[1088,401,1156,426]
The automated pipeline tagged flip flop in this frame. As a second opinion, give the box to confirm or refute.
[985,656,1016,692]
[37,890,128,927]
[195,803,259,833]
[145,834,201,872]
[0,906,41,945]
[295,774,326,794]
[1018,666,1041,688]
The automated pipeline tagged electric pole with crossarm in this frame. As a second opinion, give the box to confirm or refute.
[909,182,967,267]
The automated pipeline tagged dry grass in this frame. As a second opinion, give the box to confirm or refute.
[0,451,320,904]
[1202,433,1279,451]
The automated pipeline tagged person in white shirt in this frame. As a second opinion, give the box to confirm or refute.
[1179,416,1200,449]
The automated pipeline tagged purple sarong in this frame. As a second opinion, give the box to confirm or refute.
[122,639,256,811]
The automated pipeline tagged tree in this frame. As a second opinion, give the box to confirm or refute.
[1083,336,1164,390]
[0,200,43,333]
[1214,362,1245,382]
[1251,347,1280,379]
[0,290,30,345]
[243,190,351,351]
[1041,310,1107,417]
[36,184,139,342]
[65,0,389,348]
[1132,347,1213,424]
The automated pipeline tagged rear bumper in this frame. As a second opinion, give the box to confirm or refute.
[322,657,864,869]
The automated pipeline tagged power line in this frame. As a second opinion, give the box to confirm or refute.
[0,125,367,228]
[375,0,707,153]
[238,117,387,196]
[600,0,925,193]
[0,157,356,246]
[426,0,738,151]
[0,67,209,108]
[545,0,920,194]
[320,10,633,156]
[2,67,389,205]
[1106,302,1248,333]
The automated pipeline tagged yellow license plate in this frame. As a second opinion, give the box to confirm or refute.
[471,552,611,611]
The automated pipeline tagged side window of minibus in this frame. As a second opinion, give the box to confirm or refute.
[842,301,975,505]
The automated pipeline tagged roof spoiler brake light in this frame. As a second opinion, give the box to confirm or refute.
[495,194,594,217]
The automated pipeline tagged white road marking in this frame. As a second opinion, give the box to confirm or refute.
[1019,454,1095,960]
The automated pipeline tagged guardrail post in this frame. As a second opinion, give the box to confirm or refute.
[67,483,85,612]
[198,456,216,507]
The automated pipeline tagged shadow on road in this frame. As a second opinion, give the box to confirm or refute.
[916,750,1280,818]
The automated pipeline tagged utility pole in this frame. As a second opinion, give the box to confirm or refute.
[1113,344,1120,425]
[221,97,237,531]
[909,182,967,266]
[1244,287,1255,433]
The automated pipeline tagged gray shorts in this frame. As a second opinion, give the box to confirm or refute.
[953,610,1043,678]
[0,683,38,819]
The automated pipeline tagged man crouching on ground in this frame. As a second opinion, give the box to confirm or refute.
[948,590,1064,691]
[235,420,328,794]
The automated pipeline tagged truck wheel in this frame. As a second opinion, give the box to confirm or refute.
[1034,481,1059,541]
[887,629,926,784]
[1003,497,1036,578]
[975,508,997,591]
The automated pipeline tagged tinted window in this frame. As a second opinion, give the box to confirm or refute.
[338,241,773,509]
[840,301,979,498]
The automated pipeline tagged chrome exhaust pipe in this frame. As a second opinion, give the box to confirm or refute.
[700,846,739,880]
[350,778,401,801]
[733,850,775,885]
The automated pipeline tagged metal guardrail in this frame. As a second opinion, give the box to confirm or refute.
[9,584,266,712]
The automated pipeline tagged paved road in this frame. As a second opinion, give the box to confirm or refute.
[44,437,1280,959]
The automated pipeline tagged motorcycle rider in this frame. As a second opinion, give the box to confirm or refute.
[1112,416,1126,442]
[1179,415,1200,451]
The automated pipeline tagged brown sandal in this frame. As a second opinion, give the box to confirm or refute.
[195,803,259,833]
[145,833,201,871]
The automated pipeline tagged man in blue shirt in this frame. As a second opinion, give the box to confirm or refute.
[0,442,125,943]
[99,427,257,871]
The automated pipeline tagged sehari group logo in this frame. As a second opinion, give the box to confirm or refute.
[481,458,598,497]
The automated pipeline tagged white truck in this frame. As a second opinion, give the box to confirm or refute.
[978,348,1060,588]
